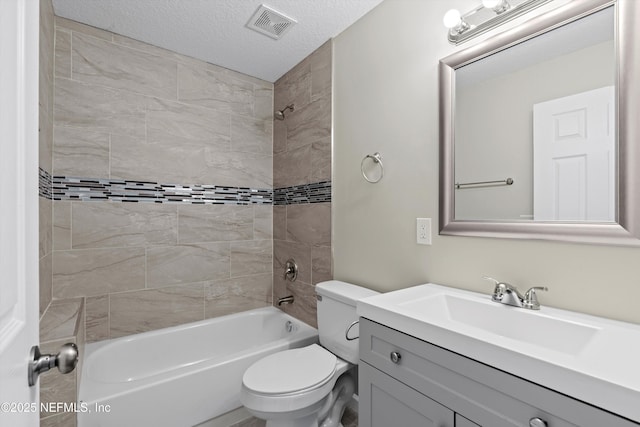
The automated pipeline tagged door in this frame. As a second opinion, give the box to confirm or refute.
[0,0,40,426]
[533,86,615,221]
[359,362,454,427]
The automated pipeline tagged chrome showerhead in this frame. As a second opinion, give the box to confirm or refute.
[274,104,294,120]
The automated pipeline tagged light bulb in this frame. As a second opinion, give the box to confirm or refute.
[483,0,510,13]
[443,9,462,29]
[482,0,501,8]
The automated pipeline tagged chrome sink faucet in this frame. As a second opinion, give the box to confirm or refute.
[483,277,548,310]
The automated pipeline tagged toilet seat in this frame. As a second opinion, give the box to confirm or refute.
[241,344,352,418]
[243,344,337,395]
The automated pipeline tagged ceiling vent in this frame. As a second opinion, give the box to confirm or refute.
[246,5,297,40]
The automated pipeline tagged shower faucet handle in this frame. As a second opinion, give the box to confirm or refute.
[283,259,298,282]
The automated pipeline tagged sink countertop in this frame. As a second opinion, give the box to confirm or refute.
[357,283,640,423]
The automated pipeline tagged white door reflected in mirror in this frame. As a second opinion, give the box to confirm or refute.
[533,86,615,222]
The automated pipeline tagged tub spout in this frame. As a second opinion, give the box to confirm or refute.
[277,295,294,306]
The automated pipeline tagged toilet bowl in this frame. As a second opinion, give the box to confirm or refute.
[240,281,378,427]
[242,344,354,427]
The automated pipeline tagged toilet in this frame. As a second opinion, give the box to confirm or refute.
[241,280,378,427]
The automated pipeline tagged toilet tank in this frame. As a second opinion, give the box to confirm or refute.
[316,280,379,364]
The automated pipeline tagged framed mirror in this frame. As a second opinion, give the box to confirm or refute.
[439,0,640,246]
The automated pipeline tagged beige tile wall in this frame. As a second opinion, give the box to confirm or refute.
[38,6,332,426]
[40,0,70,424]
[40,0,54,319]
[38,9,333,427]
[50,17,274,342]
[272,41,333,327]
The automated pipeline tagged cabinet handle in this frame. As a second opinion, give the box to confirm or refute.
[390,351,402,364]
[529,417,548,427]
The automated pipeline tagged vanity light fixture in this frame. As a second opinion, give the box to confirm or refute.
[482,0,511,14]
[444,0,553,45]
[443,9,470,36]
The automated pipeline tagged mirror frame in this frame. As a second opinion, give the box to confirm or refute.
[439,0,640,246]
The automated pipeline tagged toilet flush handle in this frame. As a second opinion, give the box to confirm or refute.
[345,320,359,341]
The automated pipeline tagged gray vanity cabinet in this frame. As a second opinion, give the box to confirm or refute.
[359,362,454,427]
[359,318,639,427]
[456,415,481,427]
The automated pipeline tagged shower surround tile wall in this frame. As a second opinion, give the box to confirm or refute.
[40,0,54,319]
[40,0,69,425]
[39,12,331,426]
[50,17,275,342]
[273,41,333,327]
[40,11,332,426]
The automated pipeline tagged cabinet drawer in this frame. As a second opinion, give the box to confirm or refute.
[359,361,454,427]
[360,318,638,427]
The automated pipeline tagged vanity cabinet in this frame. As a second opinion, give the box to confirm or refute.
[359,362,453,427]
[359,318,639,427]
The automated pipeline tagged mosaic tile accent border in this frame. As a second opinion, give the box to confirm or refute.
[39,167,53,199]
[38,168,331,206]
[52,176,273,205]
[273,181,332,205]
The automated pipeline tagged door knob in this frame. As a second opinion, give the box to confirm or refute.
[28,343,79,387]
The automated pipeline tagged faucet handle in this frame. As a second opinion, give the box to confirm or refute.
[283,259,298,281]
[523,286,548,310]
[482,276,500,286]
[484,276,508,302]
[483,276,503,291]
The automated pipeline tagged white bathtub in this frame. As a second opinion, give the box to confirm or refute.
[78,307,318,427]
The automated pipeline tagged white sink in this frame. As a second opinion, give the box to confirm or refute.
[357,283,640,423]
[400,293,599,356]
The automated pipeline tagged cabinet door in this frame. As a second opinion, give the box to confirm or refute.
[359,362,454,427]
[456,414,481,427]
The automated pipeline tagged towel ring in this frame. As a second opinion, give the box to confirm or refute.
[361,152,384,183]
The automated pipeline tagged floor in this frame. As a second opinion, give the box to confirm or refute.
[229,417,265,427]
[342,406,359,427]
[229,407,358,427]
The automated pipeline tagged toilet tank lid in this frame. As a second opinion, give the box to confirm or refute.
[315,280,379,305]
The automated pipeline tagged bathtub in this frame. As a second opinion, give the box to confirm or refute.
[78,307,318,427]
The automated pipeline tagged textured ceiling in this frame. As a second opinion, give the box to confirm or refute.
[51,0,384,82]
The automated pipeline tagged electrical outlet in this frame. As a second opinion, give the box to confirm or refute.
[417,218,432,245]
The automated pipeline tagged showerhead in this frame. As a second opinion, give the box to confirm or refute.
[274,104,294,120]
